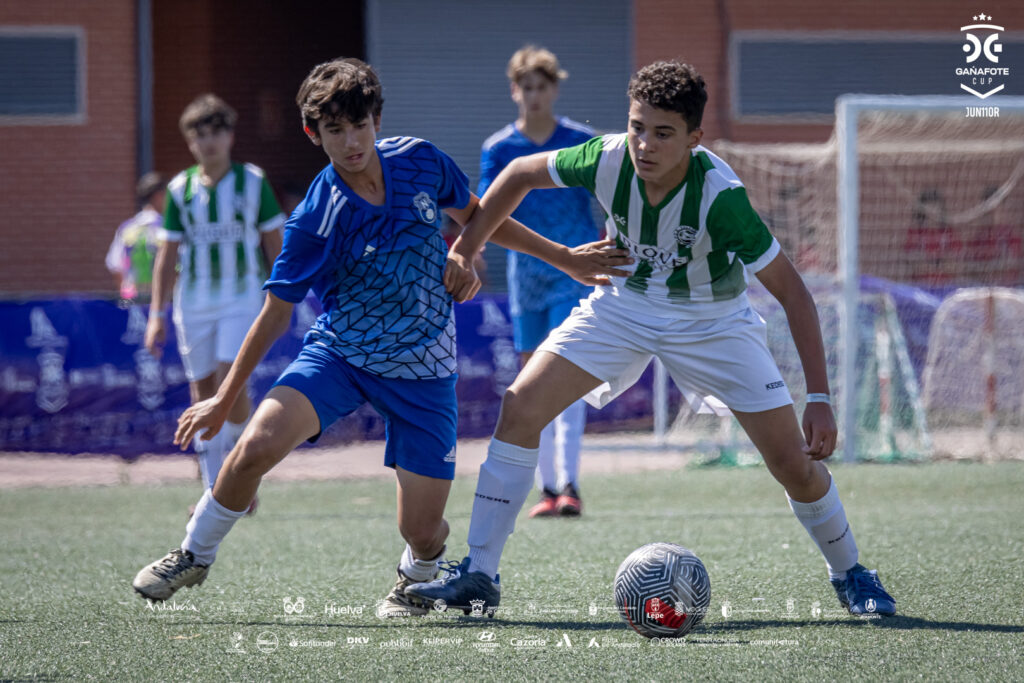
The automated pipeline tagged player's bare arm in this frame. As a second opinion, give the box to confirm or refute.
[443,165,633,301]
[452,153,556,256]
[174,292,294,449]
[755,251,838,459]
[443,196,485,302]
[259,228,284,273]
[144,240,178,358]
[494,232,632,286]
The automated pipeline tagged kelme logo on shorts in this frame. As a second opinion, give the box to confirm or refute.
[765,380,786,390]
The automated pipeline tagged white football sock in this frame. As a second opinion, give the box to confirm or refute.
[399,543,446,582]
[788,476,859,580]
[181,489,246,565]
[536,421,558,492]
[555,399,585,490]
[467,438,538,579]
[196,430,226,490]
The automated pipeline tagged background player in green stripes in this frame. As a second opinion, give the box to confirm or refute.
[145,94,285,514]
[408,61,896,618]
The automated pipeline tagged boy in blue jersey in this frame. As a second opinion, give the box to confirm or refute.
[131,58,632,616]
[482,46,599,518]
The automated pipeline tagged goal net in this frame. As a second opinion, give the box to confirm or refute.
[655,95,1024,462]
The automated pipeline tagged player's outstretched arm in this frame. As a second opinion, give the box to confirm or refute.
[454,153,555,255]
[755,252,837,459]
[443,155,633,301]
[174,292,294,449]
[493,231,633,287]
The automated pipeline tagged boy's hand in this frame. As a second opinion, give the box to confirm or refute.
[801,402,838,460]
[144,318,166,358]
[444,249,482,303]
[560,239,634,286]
[175,397,230,450]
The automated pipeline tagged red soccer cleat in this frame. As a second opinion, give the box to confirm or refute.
[556,483,582,516]
[528,488,560,518]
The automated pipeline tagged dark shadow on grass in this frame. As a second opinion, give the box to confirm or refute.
[183,614,1024,635]
[705,616,1024,633]
[481,619,624,632]
[863,615,1024,633]
[188,617,625,631]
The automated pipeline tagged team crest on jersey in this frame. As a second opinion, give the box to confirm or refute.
[674,225,699,247]
[412,192,438,223]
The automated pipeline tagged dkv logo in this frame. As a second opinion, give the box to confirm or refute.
[958,13,1009,99]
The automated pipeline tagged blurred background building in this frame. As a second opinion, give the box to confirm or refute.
[2,0,1021,296]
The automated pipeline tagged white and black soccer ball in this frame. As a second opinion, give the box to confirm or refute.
[613,542,711,638]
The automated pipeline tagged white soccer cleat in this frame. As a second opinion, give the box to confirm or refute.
[132,548,210,602]
[376,569,432,618]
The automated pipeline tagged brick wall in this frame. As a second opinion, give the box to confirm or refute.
[2,1,1018,294]
[633,0,1024,143]
[0,1,137,295]
[152,0,365,211]
[0,1,363,296]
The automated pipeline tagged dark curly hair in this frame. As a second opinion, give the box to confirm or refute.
[296,58,384,132]
[627,61,707,133]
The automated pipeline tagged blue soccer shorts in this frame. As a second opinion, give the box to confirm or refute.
[272,342,458,480]
[512,298,582,353]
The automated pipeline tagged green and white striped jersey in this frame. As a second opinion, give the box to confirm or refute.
[548,134,780,319]
[160,162,285,311]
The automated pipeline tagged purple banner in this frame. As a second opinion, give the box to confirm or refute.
[0,295,656,457]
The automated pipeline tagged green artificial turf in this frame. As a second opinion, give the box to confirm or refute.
[1,460,1022,681]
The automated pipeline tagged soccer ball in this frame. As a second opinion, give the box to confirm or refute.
[613,542,711,638]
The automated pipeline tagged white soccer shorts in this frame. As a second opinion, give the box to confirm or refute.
[173,292,263,382]
[535,292,794,415]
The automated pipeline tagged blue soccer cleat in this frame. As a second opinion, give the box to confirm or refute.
[404,557,501,617]
[831,563,896,616]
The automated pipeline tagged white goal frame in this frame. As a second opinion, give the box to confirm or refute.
[835,93,1024,462]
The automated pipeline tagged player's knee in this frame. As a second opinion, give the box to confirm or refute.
[498,387,549,433]
[226,432,278,479]
[771,454,817,490]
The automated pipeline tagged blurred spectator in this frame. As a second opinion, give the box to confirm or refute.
[903,189,961,286]
[106,172,166,305]
[965,185,1023,286]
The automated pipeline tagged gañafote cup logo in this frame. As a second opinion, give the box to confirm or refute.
[958,14,1008,99]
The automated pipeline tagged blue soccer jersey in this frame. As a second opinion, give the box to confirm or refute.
[479,117,599,315]
[264,137,470,380]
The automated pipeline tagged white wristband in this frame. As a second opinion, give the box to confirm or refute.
[806,393,831,405]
